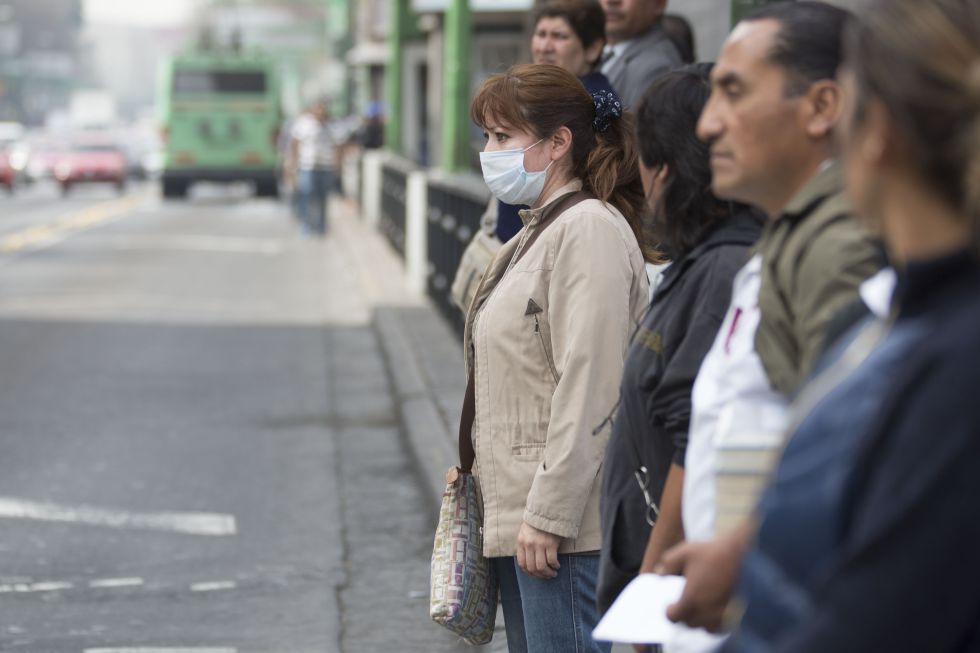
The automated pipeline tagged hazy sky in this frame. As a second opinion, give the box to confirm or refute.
[83,0,200,27]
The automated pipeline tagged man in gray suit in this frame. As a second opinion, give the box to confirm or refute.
[600,0,683,108]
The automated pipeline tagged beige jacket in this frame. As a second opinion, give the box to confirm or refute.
[462,180,649,557]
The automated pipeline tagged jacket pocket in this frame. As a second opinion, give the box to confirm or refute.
[532,313,560,385]
[505,420,549,461]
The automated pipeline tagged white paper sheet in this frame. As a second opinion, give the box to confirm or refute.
[592,574,686,644]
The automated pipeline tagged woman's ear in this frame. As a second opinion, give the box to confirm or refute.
[550,126,574,161]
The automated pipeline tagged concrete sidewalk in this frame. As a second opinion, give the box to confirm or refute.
[333,196,515,652]
[333,196,464,514]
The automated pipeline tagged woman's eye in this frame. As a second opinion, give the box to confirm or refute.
[495,133,508,143]
[482,132,489,142]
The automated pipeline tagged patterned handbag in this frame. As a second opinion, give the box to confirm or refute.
[430,374,498,644]
[430,466,498,644]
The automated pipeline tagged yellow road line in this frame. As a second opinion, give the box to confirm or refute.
[0,192,152,255]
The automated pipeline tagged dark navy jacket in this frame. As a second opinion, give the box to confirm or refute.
[724,249,980,653]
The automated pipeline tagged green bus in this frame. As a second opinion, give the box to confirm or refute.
[158,50,282,198]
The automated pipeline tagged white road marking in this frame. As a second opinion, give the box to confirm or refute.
[85,649,237,653]
[0,193,151,256]
[0,581,73,593]
[0,497,236,536]
[103,234,285,255]
[89,577,145,589]
[189,581,237,592]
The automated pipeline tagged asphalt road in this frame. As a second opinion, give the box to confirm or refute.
[0,180,486,652]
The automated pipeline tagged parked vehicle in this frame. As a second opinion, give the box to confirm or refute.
[0,149,16,193]
[19,139,69,184]
[55,142,127,195]
[157,49,282,198]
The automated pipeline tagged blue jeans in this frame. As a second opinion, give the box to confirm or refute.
[295,167,331,234]
[493,554,611,653]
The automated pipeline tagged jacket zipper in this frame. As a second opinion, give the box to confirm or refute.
[534,315,560,385]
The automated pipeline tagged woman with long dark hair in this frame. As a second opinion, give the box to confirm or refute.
[596,64,761,619]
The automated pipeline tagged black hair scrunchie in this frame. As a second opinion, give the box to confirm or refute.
[591,90,623,133]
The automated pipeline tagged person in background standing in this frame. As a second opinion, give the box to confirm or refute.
[285,98,336,236]
[358,101,384,150]
[599,0,682,109]
[532,0,616,96]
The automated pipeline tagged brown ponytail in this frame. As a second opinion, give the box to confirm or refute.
[471,63,657,261]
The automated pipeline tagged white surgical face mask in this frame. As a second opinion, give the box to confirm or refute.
[479,138,553,206]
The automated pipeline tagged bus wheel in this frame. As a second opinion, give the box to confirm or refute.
[162,178,188,198]
[254,179,279,198]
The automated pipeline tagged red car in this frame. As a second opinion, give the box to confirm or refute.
[55,143,127,195]
[0,150,15,193]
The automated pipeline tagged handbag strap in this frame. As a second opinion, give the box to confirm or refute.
[459,372,477,472]
[512,190,593,267]
[457,189,594,472]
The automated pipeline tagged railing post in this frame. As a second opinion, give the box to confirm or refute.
[405,170,429,294]
[361,150,386,227]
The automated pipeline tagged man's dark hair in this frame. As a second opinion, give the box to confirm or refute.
[662,14,696,64]
[745,1,853,96]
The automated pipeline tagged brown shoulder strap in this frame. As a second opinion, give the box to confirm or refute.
[512,190,594,266]
[458,372,476,472]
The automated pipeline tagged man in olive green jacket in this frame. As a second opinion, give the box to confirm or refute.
[650,1,883,638]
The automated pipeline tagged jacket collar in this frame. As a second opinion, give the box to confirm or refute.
[518,179,584,227]
[780,160,842,220]
[654,207,763,299]
[619,22,671,64]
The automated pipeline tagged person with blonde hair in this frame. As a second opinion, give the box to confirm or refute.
[461,63,650,652]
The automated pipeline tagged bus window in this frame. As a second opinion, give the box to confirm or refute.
[172,71,267,95]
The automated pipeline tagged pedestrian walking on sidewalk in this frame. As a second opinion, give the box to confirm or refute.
[460,64,652,653]
[285,98,337,235]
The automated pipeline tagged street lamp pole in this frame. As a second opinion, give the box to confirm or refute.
[385,0,412,153]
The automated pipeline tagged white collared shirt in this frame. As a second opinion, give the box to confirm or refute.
[600,41,630,75]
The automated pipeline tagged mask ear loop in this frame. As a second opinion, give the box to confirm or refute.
[523,137,555,181]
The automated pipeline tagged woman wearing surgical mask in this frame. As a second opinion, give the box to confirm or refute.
[461,64,652,652]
